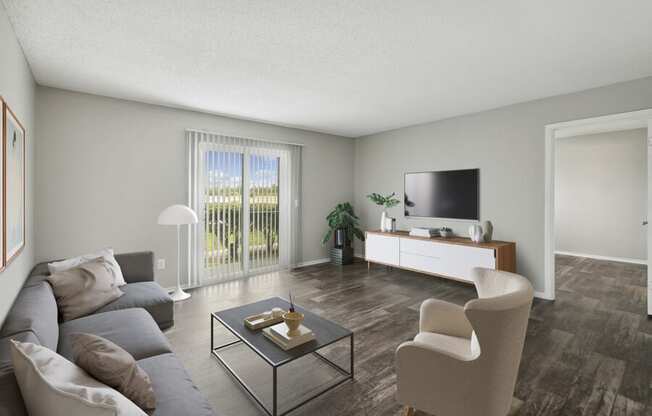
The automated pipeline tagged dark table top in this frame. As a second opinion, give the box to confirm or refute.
[212,297,352,367]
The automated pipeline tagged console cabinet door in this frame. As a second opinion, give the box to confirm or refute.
[444,244,495,281]
[366,234,400,266]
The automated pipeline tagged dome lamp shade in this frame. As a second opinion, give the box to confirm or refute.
[158,204,198,225]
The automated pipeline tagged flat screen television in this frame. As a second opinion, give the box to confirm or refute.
[404,169,479,220]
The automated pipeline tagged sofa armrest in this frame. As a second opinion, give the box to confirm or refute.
[115,251,155,283]
[420,299,473,338]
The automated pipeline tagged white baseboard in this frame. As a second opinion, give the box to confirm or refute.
[533,290,554,301]
[555,250,647,265]
[354,251,364,259]
[294,258,330,268]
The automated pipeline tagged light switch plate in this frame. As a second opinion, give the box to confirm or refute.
[156,259,166,270]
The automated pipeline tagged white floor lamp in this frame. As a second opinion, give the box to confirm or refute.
[158,204,198,302]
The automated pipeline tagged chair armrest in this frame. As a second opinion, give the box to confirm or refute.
[420,299,473,338]
[115,251,155,283]
[395,341,476,410]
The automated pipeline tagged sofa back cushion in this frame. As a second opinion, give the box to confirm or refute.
[25,251,155,287]
[0,282,59,350]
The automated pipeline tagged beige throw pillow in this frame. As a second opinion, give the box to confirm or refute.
[10,339,147,416]
[70,333,156,411]
[47,257,124,321]
[48,248,127,286]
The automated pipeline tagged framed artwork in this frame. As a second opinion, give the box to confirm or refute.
[0,98,3,270]
[3,101,25,266]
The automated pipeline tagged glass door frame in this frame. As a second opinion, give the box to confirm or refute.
[198,142,289,282]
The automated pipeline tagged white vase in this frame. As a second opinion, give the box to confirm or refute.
[481,220,493,242]
[469,224,483,243]
[380,210,387,231]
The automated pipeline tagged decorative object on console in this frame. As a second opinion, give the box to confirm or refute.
[469,224,483,243]
[3,100,26,267]
[321,202,364,265]
[439,227,453,238]
[409,227,437,238]
[481,220,494,242]
[384,215,396,232]
[367,192,400,232]
[158,204,198,302]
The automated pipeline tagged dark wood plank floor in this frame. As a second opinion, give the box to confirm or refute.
[164,255,651,416]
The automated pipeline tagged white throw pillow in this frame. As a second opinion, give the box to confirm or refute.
[48,248,126,286]
[10,340,147,416]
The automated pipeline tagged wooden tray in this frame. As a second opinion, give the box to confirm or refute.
[244,311,286,330]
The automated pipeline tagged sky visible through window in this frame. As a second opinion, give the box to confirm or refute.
[205,151,278,187]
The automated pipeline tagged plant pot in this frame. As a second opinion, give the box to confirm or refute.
[334,228,350,248]
[330,246,353,265]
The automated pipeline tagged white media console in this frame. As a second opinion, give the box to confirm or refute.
[365,230,516,283]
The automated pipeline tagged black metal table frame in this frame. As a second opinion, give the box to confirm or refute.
[211,313,354,416]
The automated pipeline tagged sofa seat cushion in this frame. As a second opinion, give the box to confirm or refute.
[58,308,172,362]
[137,353,216,416]
[95,282,174,329]
[0,282,59,351]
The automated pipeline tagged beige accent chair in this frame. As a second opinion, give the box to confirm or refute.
[396,268,534,416]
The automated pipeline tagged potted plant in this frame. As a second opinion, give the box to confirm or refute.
[321,202,365,265]
[367,192,400,231]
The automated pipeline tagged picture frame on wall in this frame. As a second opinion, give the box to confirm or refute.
[0,98,4,270]
[3,100,25,266]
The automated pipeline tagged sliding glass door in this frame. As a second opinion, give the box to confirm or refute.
[199,145,287,281]
[247,153,281,271]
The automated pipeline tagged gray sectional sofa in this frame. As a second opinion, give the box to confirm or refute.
[0,251,216,416]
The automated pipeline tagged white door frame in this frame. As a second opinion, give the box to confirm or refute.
[544,109,652,314]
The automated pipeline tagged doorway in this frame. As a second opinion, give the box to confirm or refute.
[544,109,652,315]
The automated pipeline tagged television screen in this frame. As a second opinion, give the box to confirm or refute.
[404,169,479,220]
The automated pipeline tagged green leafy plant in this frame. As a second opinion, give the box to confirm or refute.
[367,192,400,209]
[321,202,365,246]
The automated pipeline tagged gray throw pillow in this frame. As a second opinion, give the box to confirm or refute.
[46,257,124,321]
[70,333,156,411]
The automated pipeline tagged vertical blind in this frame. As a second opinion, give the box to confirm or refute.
[187,129,302,288]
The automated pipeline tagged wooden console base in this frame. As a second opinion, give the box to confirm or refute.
[365,230,516,284]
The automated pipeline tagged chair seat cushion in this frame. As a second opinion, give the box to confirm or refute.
[414,332,476,361]
[95,282,173,329]
[137,353,216,416]
[58,309,172,362]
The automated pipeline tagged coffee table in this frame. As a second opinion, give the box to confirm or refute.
[211,297,354,416]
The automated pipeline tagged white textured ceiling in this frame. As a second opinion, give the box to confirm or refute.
[3,1,652,137]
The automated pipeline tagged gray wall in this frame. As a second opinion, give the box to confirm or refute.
[0,4,36,325]
[555,129,647,261]
[35,87,354,288]
[354,76,652,293]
